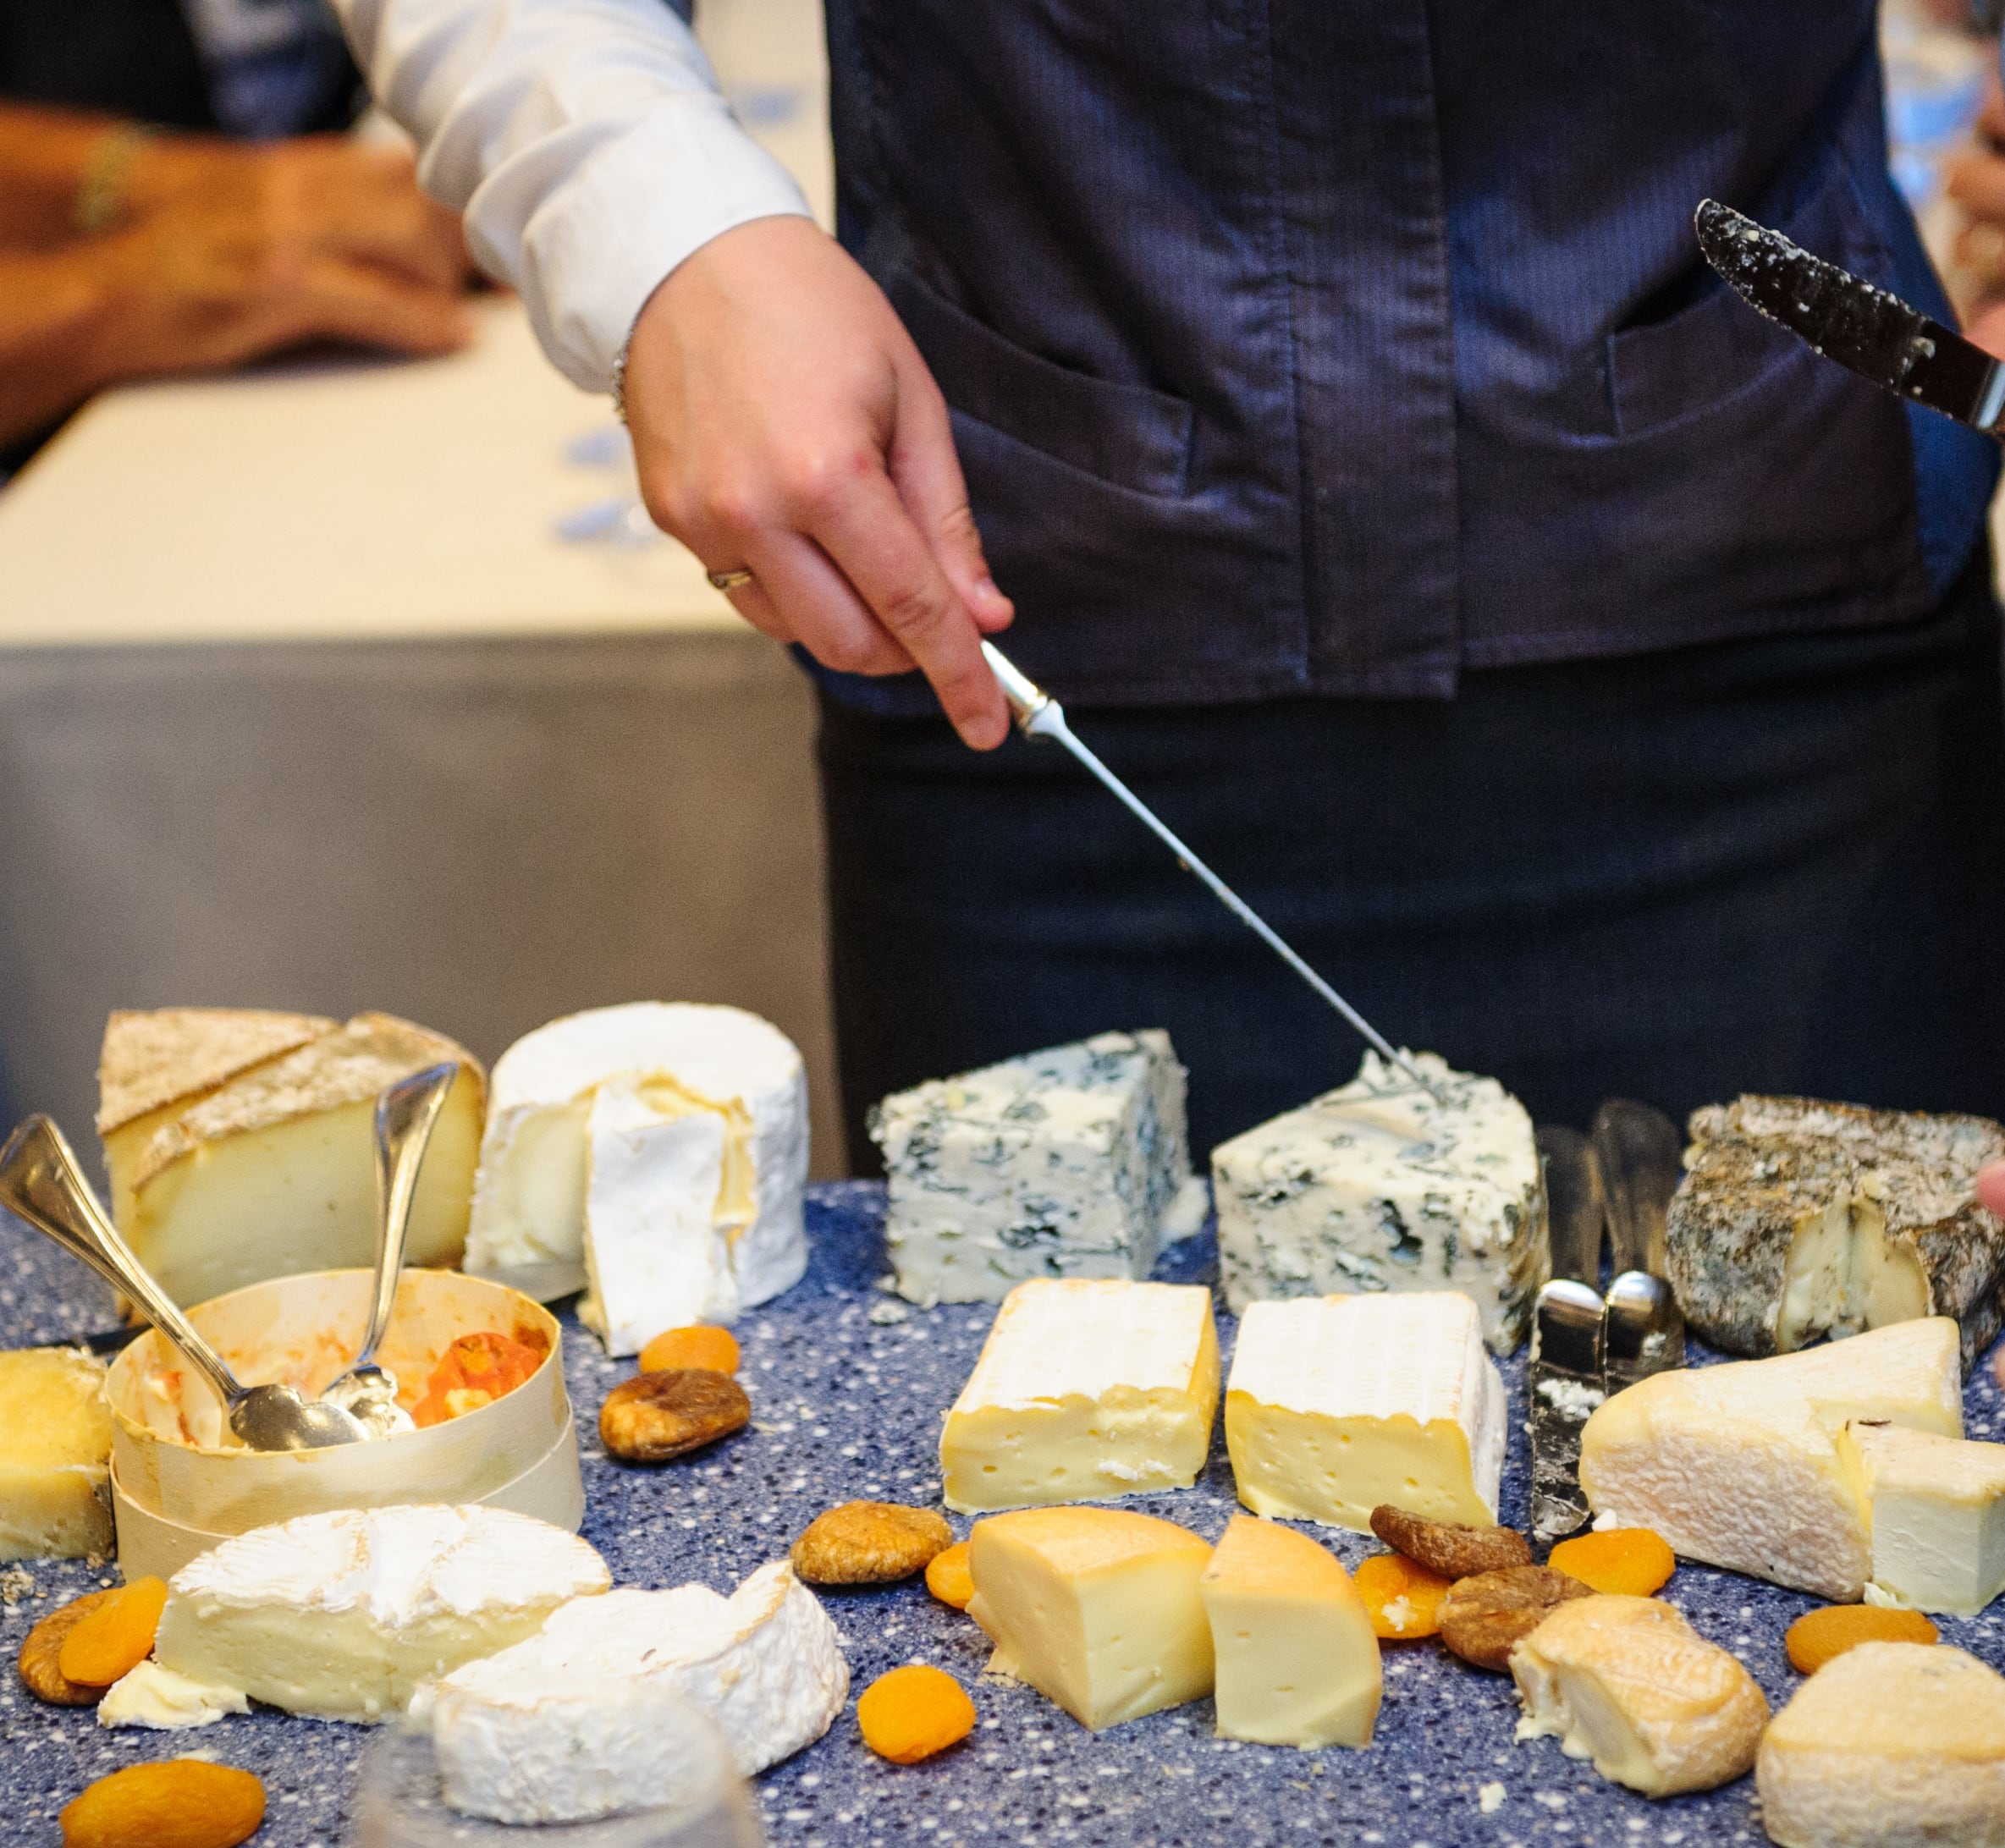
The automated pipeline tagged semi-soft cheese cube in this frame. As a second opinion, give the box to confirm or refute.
[967,1507,1214,1730]
[869,1031,1207,1306]
[1839,1418,2005,1617]
[0,1348,113,1560]
[1225,1292,1506,1532]
[1212,1050,1546,1355]
[1198,1515,1380,1748]
[940,1278,1218,1514]
[1578,1317,1963,1601]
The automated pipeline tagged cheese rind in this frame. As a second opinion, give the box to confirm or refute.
[153,1504,610,1722]
[1508,1595,1768,1796]
[1225,1292,1506,1532]
[420,1562,847,1822]
[869,1031,1203,1306]
[0,1348,113,1561]
[940,1279,1218,1514]
[1839,1419,2005,1617]
[1759,1642,2005,1847]
[967,1507,1214,1730]
[1578,1317,1963,1600]
[1199,1515,1380,1748]
[1212,1051,1546,1356]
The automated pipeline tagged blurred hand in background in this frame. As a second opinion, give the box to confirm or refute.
[1947,73,2005,355]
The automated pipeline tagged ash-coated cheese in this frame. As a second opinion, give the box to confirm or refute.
[940,1278,1218,1513]
[418,1561,846,1823]
[1578,1317,1963,1600]
[153,1504,610,1722]
[1225,1291,1507,1533]
[466,1004,809,1353]
[0,1347,113,1561]
[869,1030,1207,1306]
[1212,1050,1546,1355]
[1667,1094,2005,1372]
[1839,1418,2005,1618]
[1759,1642,2005,1847]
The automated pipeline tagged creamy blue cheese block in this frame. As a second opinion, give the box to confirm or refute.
[1212,1050,1547,1356]
[869,1031,1208,1306]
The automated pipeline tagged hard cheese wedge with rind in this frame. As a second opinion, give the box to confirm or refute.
[967,1507,1214,1730]
[0,1348,113,1561]
[1839,1418,2005,1617]
[1225,1292,1506,1533]
[940,1278,1218,1514]
[1578,1317,1962,1599]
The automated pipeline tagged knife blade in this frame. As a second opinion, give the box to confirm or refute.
[1537,1125,1606,1287]
[1529,1276,1607,1546]
[1592,1098,1688,1388]
[1694,197,2005,434]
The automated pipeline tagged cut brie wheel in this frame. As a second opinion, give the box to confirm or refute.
[466,1003,810,1352]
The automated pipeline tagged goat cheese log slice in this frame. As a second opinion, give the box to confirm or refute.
[1666,1094,2005,1371]
[1212,1050,1545,1355]
[1578,1317,1963,1600]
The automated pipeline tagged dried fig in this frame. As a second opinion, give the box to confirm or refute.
[598,1368,750,1463]
[1439,1565,1593,1672]
[1369,1505,1531,1579]
[19,1590,117,1706]
[792,1502,953,1585]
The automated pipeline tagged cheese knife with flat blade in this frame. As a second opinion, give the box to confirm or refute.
[1592,1099,1688,1390]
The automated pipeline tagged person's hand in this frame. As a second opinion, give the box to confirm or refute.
[623,216,1014,749]
[1980,1160,2005,1220]
[1947,75,2005,355]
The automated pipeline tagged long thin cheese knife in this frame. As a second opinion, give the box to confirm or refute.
[982,642,1440,1096]
[1593,1098,1688,1389]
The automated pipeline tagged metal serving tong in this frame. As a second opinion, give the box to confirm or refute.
[0,1115,368,1450]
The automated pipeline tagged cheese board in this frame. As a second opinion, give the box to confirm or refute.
[5,1181,2005,1847]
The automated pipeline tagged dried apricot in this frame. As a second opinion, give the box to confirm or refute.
[793,1502,953,1585]
[638,1325,741,1375]
[857,1664,977,1764]
[1369,1505,1531,1579]
[1785,1604,1938,1675]
[19,1591,116,1706]
[1439,1565,1594,1672]
[412,1331,545,1428]
[1353,1552,1453,1640]
[599,1369,750,1462]
[925,1541,974,1610]
[61,1761,265,1848]
[1546,1527,1677,1598]
[58,1576,167,1689]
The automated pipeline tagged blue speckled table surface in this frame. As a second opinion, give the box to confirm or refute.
[3,1183,2004,1848]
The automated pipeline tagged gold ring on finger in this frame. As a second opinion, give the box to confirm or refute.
[707,567,757,592]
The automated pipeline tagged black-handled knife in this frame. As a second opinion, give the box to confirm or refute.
[1694,198,2005,436]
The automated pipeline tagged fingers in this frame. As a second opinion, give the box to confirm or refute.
[886,352,1014,637]
[1946,151,2005,228]
[726,531,915,677]
[267,140,474,292]
[283,256,473,357]
[1979,1161,2005,1221]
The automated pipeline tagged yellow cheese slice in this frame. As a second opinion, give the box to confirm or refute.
[0,1348,113,1560]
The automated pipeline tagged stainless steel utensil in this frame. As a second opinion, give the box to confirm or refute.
[1529,1277,1607,1546]
[0,1115,367,1451]
[320,1063,457,1437]
[1592,1097,1687,1383]
[1538,1125,1606,1286]
[1605,1269,1686,1391]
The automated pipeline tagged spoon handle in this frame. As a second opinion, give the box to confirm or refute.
[354,1063,457,1372]
[0,1114,244,1407]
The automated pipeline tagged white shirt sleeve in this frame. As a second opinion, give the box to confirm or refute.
[332,0,813,391]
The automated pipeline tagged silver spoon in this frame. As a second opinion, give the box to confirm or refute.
[320,1062,457,1437]
[0,1115,368,1450]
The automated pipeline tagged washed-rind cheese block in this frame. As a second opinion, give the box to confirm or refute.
[419,1563,846,1823]
[466,1004,808,1351]
[0,1348,113,1560]
[869,1031,1207,1306]
[1667,1095,2005,1372]
[1199,1515,1380,1748]
[1509,1595,1768,1796]
[1759,1642,2005,1848]
[967,1507,1214,1730]
[1839,1418,2005,1617]
[153,1504,609,1721]
[1212,1050,1546,1356]
[1578,1317,1963,1600]
[1225,1292,1506,1533]
[940,1279,1218,1514]
[101,1009,484,1306]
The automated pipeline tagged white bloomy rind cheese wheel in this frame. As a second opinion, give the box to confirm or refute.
[417,1562,847,1823]
[465,1003,810,1352]
[967,1507,1215,1731]
[939,1278,1219,1515]
[1508,1595,1769,1797]
[1199,1514,1380,1749]
[1225,1291,1506,1532]
[1839,1417,2005,1617]
[1758,1642,2005,1848]
[1578,1317,1962,1600]
[147,1504,610,1722]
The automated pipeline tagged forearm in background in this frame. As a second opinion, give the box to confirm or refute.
[0,244,134,445]
[0,106,135,248]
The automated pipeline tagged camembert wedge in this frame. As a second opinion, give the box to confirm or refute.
[0,1347,113,1560]
[1839,1418,2005,1617]
[967,1507,1214,1730]
[940,1278,1218,1514]
[1198,1515,1380,1748]
[1578,1317,1963,1600]
[1225,1292,1506,1532]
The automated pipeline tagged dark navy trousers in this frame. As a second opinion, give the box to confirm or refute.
[818,553,2005,1171]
